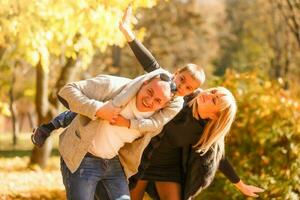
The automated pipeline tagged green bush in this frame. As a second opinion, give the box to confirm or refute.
[197,69,300,199]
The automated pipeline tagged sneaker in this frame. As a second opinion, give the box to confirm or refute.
[31,126,51,148]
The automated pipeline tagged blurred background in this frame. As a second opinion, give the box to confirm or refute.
[0,0,299,199]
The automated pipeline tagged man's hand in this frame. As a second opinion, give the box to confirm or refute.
[234,180,264,198]
[110,114,130,128]
[95,101,121,121]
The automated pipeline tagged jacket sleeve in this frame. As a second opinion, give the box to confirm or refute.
[218,156,240,183]
[130,96,184,134]
[128,39,161,72]
[58,76,110,120]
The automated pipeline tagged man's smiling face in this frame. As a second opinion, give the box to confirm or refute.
[136,77,172,112]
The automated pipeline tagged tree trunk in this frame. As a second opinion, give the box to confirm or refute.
[28,112,35,130]
[48,57,79,110]
[29,61,52,168]
[112,45,121,68]
[30,56,79,168]
[9,69,18,147]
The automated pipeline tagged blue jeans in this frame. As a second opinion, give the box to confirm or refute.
[51,110,77,129]
[60,156,130,200]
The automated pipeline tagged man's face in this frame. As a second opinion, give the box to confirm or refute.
[173,70,201,96]
[136,78,172,112]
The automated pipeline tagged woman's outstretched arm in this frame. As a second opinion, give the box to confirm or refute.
[219,157,264,197]
[119,6,160,72]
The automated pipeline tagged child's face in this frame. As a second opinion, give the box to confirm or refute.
[173,70,201,96]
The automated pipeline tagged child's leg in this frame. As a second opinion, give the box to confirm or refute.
[31,110,77,147]
[51,110,77,128]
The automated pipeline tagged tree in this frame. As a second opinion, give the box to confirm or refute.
[0,0,157,167]
[112,0,226,78]
[9,63,18,146]
[275,0,300,47]
[214,0,300,91]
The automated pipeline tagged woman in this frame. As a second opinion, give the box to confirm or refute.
[128,87,238,199]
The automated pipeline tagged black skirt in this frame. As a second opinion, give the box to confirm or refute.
[140,144,183,183]
[141,165,182,183]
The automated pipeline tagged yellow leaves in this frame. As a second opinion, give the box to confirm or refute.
[45,31,53,41]
[261,155,270,165]
[277,77,284,86]
[78,0,89,10]
[65,49,77,60]
[96,0,157,10]
[39,46,50,73]
[0,133,64,199]
[0,101,10,116]
[0,33,6,47]
[264,81,271,89]
[25,50,39,67]
[0,0,158,69]
[24,88,35,97]
[0,157,64,198]
[132,0,158,8]
[136,27,147,41]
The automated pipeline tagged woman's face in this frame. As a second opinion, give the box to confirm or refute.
[196,89,225,120]
[173,70,201,96]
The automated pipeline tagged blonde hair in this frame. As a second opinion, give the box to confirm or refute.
[188,87,237,156]
[178,63,206,86]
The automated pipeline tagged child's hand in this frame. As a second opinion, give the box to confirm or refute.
[119,5,132,32]
[119,5,136,42]
[110,115,130,128]
[95,101,121,121]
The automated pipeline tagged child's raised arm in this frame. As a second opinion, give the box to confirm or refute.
[119,6,161,73]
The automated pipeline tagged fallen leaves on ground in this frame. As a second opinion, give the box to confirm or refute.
[0,156,65,200]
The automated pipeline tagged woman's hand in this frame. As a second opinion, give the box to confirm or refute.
[110,114,130,128]
[234,180,265,197]
[119,5,136,42]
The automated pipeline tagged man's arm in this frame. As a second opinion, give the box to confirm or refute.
[58,75,120,121]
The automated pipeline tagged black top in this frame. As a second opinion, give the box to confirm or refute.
[142,104,240,183]
[146,103,207,167]
[128,39,240,183]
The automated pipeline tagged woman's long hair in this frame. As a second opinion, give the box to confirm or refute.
[188,87,237,159]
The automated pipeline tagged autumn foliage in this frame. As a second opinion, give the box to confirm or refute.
[198,69,300,199]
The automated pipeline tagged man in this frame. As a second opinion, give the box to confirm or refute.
[56,69,183,200]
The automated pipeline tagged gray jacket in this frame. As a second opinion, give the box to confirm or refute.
[58,69,184,178]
